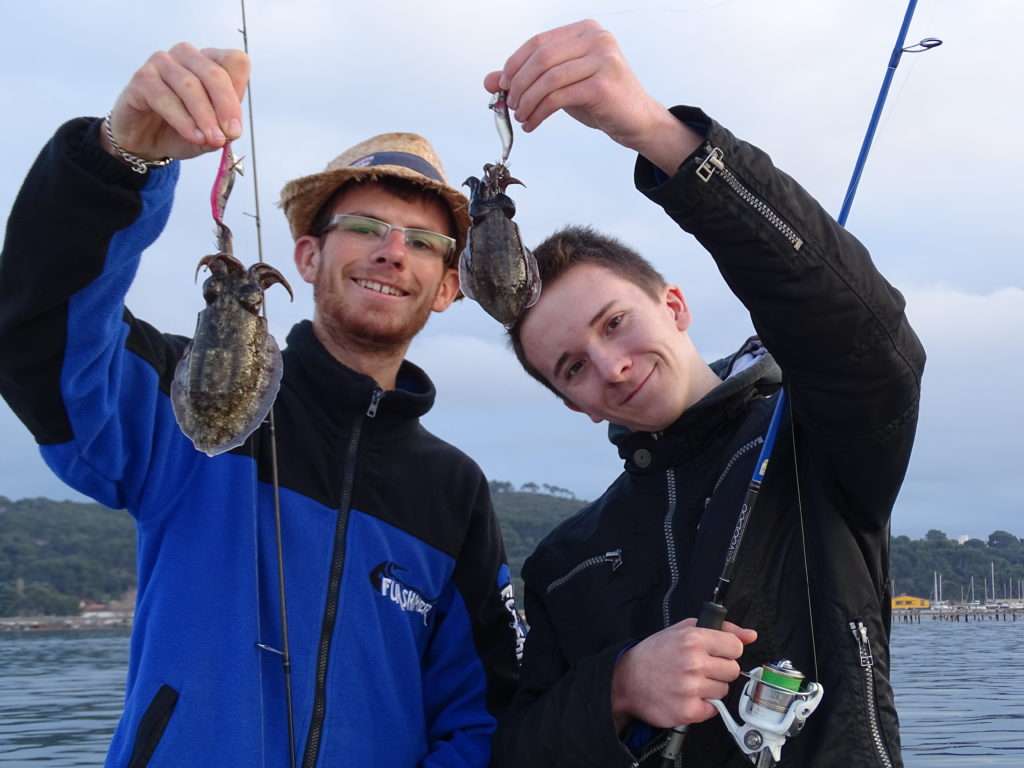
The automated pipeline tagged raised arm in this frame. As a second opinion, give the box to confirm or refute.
[0,45,251,514]
[633,108,925,451]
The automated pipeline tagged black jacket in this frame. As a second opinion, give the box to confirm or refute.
[493,107,924,767]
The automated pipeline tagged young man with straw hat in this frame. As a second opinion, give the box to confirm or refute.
[0,44,520,767]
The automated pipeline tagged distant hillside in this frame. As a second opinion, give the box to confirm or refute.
[891,529,1024,602]
[5,491,1020,618]
[0,485,583,617]
[489,484,586,597]
[0,496,135,616]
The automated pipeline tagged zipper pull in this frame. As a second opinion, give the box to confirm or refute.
[696,497,711,532]
[605,549,624,572]
[696,146,724,182]
[366,388,384,418]
[849,621,874,667]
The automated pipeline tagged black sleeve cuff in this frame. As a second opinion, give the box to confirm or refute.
[586,640,647,765]
[61,117,159,191]
[633,105,719,201]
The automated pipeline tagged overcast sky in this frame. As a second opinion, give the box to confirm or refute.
[1,0,1021,540]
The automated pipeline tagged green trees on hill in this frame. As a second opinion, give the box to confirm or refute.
[891,529,1024,601]
[0,496,136,616]
[0,489,583,617]
[488,482,585,598]
[2,489,1021,616]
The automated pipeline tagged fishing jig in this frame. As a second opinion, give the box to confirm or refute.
[459,90,542,326]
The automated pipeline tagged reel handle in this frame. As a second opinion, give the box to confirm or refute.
[659,600,728,766]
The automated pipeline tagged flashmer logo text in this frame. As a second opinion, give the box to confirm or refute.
[370,562,437,625]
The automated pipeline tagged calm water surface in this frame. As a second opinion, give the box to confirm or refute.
[0,631,130,765]
[0,621,1021,765]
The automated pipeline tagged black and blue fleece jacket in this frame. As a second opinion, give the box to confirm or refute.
[0,118,521,767]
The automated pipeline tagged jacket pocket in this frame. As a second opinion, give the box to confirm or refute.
[127,684,179,768]
[544,546,660,659]
[849,620,895,768]
[546,549,623,595]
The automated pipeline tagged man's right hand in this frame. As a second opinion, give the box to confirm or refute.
[483,20,703,177]
[610,618,757,732]
[101,43,250,163]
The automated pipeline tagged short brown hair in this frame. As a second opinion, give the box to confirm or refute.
[508,226,667,396]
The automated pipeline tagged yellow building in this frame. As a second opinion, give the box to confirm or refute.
[892,595,930,610]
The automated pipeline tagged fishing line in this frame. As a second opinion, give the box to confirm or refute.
[883,38,939,134]
[860,38,940,197]
[788,388,819,683]
[239,1,297,766]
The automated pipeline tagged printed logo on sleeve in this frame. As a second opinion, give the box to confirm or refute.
[498,564,528,661]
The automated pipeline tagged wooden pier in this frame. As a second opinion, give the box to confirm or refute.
[894,607,1023,623]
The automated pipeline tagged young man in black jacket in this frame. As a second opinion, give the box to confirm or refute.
[489,20,924,767]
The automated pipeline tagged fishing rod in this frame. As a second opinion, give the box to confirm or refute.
[659,2,941,765]
[237,1,297,766]
[658,390,801,768]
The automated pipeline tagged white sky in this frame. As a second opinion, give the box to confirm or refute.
[1,0,1021,539]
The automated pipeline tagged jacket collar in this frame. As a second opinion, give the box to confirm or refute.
[610,337,781,473]
[283,320,436,424]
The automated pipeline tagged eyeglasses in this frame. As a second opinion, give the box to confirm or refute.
[320,214,456,261]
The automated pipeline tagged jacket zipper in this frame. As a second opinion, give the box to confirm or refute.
[546,549,623,594]
[696,145,804,252]
[366,387,383,418]
[849,620,894,768]
[620,730,672,768]
[703,436,765,518]
[660,469,680,628]
[637,731,671,766]
[301,388,382,768]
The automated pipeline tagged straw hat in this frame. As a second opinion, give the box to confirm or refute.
[279,132,470,265]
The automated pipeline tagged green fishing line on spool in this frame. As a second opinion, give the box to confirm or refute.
[761,663,805,692]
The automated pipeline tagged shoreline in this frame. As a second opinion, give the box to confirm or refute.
[0,610,132,633]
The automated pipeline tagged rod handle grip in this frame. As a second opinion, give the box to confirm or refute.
[658,602,728,766]
[697,601,726,630]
